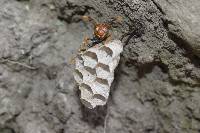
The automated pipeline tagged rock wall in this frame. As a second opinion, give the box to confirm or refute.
[0,0,199,133]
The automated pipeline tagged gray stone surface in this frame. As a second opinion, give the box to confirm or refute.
[0,0,200,133]
[153,0,200,57]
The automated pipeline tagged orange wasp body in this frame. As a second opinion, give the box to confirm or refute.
[80,16,122,50]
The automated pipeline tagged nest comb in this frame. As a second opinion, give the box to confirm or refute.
[73,40,123,109]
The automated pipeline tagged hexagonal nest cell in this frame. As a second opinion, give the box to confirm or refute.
[73,40,123,109]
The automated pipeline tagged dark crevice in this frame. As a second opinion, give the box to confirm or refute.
[161,17,200,67]
[168,32,200,68]
[150,0,165,15]
[81,103,107,127]
[0,128,15,133]
[161,17,174,31]
[137,62,156,79]
[1,113,21,133]
[157,62,169,74]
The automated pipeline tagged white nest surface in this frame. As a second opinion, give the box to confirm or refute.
[74,40,123,109]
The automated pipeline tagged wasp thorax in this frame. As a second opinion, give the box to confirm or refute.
[94,24,110,39]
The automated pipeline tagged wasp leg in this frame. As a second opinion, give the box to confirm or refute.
[70,36,90,64]
[103,33,112,45]
[87,42,95,48]
[69,56,76,65]
[83,36,90,46]
[79,36,91,52]
[108,16,123,27]
[88,36,102,48]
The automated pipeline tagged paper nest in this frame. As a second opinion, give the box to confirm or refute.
[73,40,123,109]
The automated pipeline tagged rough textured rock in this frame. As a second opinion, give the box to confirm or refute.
[153,0,200,57]
[0,0,200,133]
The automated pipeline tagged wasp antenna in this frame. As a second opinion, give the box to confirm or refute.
[82,16,90,22]
[108,16,123,26]
[82,16,97,26]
